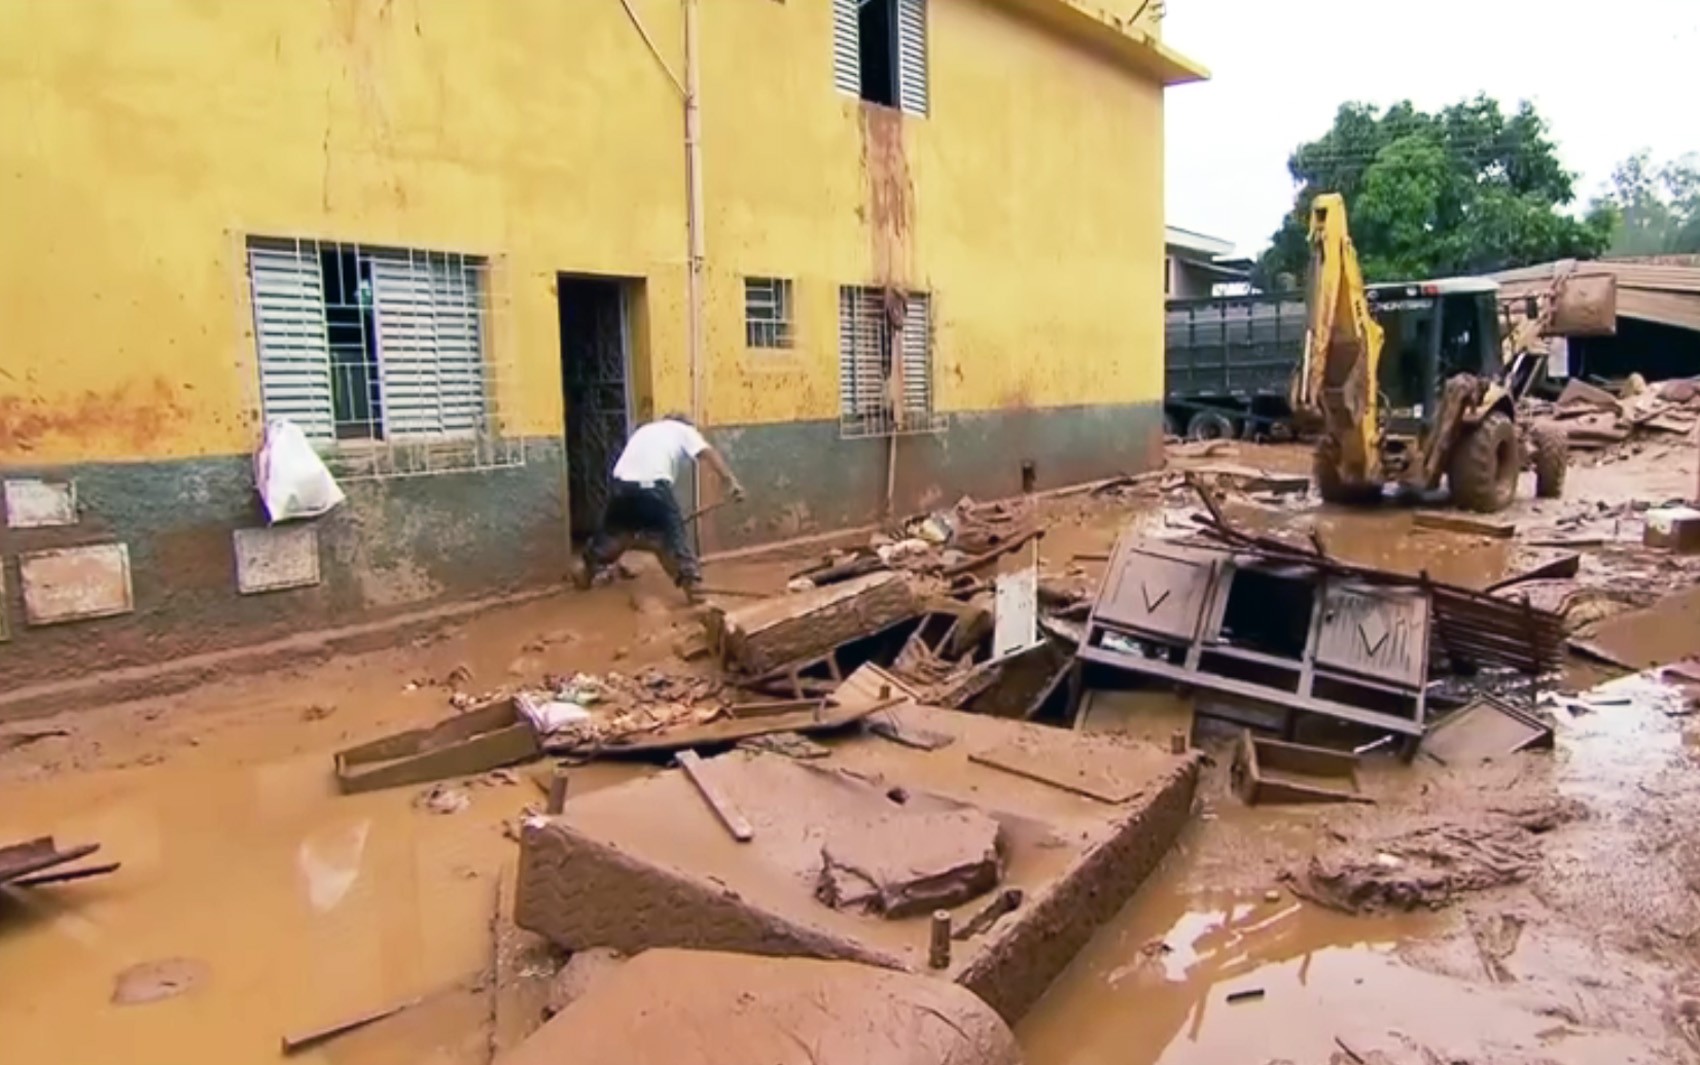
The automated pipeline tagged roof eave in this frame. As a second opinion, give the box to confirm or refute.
[989,0,1210,85]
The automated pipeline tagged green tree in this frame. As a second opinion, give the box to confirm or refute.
[1592,151,1700,256]
[1255,96,1612,288]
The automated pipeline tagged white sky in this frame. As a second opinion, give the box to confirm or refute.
[1161,0,1700,256]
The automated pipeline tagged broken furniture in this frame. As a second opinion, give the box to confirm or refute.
[333,697,540,794]
[1079,535,1433,748]
[0,836,118,888]
[1421,696,1554,765]
[514,705,1200,1022]
[1231,731,1367,805]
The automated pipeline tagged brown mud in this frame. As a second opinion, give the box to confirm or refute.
[3,441,1700,1064]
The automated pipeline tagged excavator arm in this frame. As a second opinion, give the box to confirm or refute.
[1291,194,1385,491]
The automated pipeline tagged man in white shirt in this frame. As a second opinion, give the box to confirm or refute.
[578,414,745,601]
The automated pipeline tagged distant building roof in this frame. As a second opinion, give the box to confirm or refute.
[1165,226,1235,260]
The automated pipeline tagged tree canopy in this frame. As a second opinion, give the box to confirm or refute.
[1255,96,1612,288]
[1591,151,1700,256]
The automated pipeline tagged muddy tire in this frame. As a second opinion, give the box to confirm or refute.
[1163,412,1181,440]
[1186,409,1235,442]
[1448,412,1520,513]
[1531,424,1568,499]
[1313,440,1381,505]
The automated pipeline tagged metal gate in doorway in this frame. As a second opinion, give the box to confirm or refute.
[558,276,634,539]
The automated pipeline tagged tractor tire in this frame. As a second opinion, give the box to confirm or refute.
[1531,424,1568,499]
[1448,412,1520,513]
[1163,413,1181,440]
[1313,440,1382,505]
[1186,410,1235,442]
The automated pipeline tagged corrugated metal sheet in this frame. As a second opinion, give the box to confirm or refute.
[1494,259,1700,332]
[896,0,929,116]
[370,252,487,440]
[248,242,335,440]
[831,0,859,96]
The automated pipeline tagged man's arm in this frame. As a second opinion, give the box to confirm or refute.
[699,446,745,501]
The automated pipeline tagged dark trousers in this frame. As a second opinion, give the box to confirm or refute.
[584,480,699,586]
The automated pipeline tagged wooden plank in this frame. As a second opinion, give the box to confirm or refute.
[676,749,754,842]
[1414,512,1517,539]
[726,698,828,719]
[1485,552,1581,593]
[281,996,424,1055]
[967,740,1148,804]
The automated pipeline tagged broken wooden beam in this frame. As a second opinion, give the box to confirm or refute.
[941,528,1045,579]
[711,571,921,676]
[1414,512,1517,539]
[1485,552,1581,593]
[676,749,755,843]
[281,996,424,1055]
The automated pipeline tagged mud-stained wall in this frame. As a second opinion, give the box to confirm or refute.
[0,0,1197,695]
[696,0,1175,427]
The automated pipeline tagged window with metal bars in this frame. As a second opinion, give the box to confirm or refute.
[838,286,937,439]
[832,0,928,116]
[246,238,489,444]
[744,277,795,349]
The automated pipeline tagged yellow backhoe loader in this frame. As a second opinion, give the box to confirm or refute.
[1291,193,1567,511]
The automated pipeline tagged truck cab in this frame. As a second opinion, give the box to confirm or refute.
[1366,277,1502,439]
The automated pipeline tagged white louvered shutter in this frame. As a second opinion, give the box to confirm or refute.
[248,242,335,441]
[369,252,487,440]
[896,0,928,116]
[901,293,932,417]
[832,0,859,95]
[838,287,886,430]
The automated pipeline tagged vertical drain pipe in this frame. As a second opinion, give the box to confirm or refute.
[684,0,705,429]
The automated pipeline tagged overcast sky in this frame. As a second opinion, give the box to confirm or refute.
[1161,0,1700,256]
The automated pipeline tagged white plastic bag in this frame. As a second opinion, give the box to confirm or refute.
[254,418,345,523]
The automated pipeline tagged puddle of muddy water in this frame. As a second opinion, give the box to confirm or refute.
[0,742,643,1065]
[1018,862,1454,1065]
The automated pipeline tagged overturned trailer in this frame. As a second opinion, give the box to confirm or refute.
[1076,498,1566,755]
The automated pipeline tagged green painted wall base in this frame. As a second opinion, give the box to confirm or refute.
[0,404,1158,694]
[0,439,568,690]
[705,401,1163,548]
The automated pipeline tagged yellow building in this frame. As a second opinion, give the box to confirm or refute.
[0,0,1203,694]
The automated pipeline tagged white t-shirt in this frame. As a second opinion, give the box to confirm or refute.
[612,419,709,485]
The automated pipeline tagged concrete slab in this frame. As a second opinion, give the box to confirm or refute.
[515,706,1199,1022]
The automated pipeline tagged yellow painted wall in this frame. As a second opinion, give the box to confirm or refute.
[0,0,689,464]
[0,0,1171,463]
[699,0,1167,425]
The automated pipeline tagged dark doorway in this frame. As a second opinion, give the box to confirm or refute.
[558,276,633,540]
[857,0,898,107]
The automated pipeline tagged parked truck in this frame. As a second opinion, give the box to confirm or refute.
[1163,293,1306,440]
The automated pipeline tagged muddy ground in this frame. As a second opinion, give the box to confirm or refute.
[3,441,1699,1065]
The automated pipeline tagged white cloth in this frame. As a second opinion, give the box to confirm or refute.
[611,419,709,485]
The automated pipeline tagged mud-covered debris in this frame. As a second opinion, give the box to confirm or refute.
[1285,799,1584,913]
[414,783,471,815]
[546,947,626,1017]
[817,808,1002,918]
[112,957,208,1005]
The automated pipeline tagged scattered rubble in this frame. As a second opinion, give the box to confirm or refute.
[1285,799,1586,913]
[817,808,1004,918]
[1528,373,1700,461]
